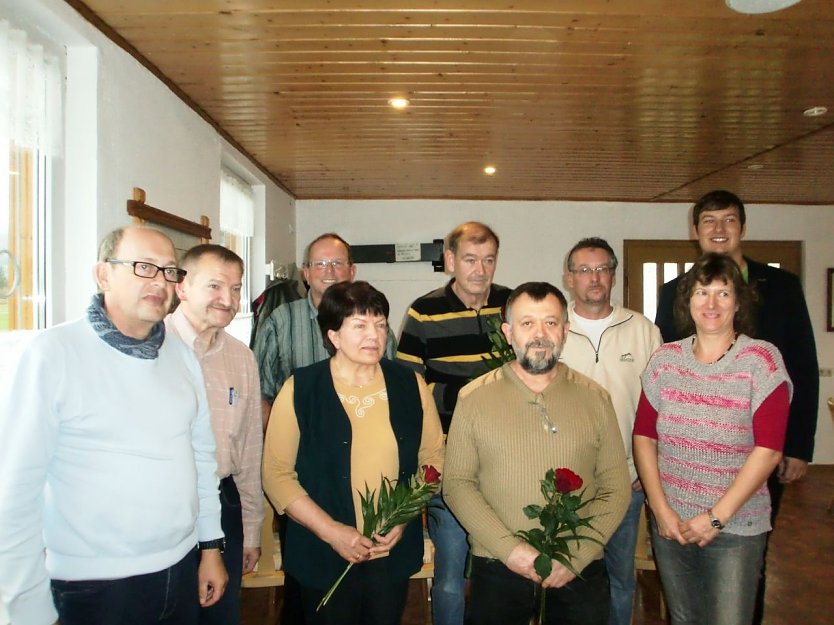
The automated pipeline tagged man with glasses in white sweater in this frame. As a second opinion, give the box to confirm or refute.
[0,226,226,625]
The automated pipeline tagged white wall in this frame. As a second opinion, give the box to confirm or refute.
[3,0,296,324]
[297,199,834,463]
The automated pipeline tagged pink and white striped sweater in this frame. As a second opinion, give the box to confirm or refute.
[635,334,791,536]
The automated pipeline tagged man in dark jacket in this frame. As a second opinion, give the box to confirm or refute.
[655,189,819,625]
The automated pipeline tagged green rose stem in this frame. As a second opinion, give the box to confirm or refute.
[317,560,354,610]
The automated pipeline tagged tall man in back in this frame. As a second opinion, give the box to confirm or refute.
[0,226,226,625]
[397,221,511,625]
[654,189,819,624]
[167,244,264,625]
[560,237,661,625]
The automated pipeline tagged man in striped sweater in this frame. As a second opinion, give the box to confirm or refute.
[396,221,511,625]
[443,282,630,625]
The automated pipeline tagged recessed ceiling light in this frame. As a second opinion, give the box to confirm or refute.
[725,0,801,14]
[483,166,496,175]
[803,106,828,117]
[747,164,764,170]
[388,97,410,110]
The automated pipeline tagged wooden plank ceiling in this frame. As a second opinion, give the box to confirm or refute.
[66,0,834,203]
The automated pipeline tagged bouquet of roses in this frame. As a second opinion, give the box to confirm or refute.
[516,467,609,622]
[317,464,441,610]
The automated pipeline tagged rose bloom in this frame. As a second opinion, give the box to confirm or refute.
[422,465,441,485]
[554,468,583,493]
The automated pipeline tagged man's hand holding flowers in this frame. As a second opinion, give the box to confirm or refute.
[506,543,576,589]
[515,467,609,621]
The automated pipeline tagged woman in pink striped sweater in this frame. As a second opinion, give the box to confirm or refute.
[634,253,791,625]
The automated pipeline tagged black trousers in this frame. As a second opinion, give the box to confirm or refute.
[200,475,244,625]
[297,556,410,625]
[468,556,609,625]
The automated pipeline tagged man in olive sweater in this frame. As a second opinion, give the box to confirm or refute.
[444,282,630,625]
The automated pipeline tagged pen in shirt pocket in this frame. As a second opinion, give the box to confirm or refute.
[228,387,235,405]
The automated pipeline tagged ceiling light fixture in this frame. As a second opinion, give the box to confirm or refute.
[388,97,410,110]
[483,166,496,176]
[725,0,801,13]
[803,106,828,117]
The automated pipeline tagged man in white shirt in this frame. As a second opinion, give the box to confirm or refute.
[0,226,226,625]
[560,237,661,625]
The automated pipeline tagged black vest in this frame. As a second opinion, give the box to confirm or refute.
[286,358,425,589]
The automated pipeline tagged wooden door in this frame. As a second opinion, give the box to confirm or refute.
[623,240,803,321]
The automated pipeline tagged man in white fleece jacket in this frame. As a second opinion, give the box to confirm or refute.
[560,237,661,625]
[0,227,226,625]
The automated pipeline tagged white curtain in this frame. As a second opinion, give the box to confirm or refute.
[0,19,63,155]
[219,168,254,237]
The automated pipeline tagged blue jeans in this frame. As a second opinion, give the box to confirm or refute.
[604,489,644,625]
[428,493,468,625]
[51,549,200,625]
[651,522,766,625]
[201,476,242,625]
[469,556,608,625]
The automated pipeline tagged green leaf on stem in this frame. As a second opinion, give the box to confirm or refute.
[522,504,543,519]
[480,316,516,371]
[533,553,553,580]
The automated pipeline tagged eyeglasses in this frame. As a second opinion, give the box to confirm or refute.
[106,259,187,283]
[569,265,614,277]
[306,259,350,271]
[530,399,557,434]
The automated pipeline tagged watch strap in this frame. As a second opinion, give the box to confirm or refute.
[198,538,226,552]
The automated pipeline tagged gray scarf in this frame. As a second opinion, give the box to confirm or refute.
[87,293,165,359]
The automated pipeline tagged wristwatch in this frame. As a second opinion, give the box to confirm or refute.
[707,510,725,531]
[198,538,226,553]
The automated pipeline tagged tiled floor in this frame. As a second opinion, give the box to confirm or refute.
[242,464,834,625]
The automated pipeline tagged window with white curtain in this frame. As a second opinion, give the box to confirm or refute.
[0,19,63,332]
[219,167,254,314]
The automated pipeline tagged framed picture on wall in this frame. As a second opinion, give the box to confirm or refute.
[828,268,834,332]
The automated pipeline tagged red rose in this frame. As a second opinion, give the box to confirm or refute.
[422,465,441,485]
[554,468,583,493]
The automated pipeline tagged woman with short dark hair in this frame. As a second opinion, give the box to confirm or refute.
[634,253,791,625]
[262,281,444,625]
